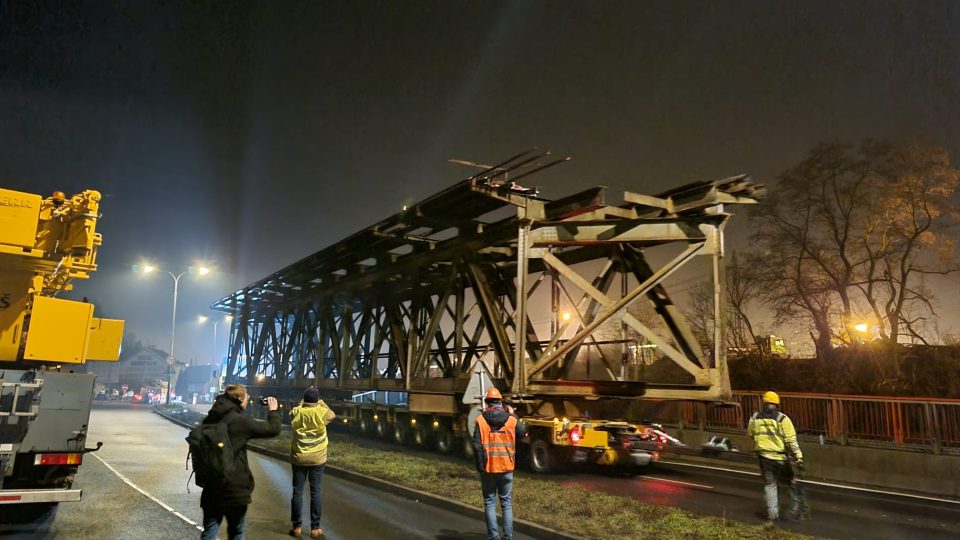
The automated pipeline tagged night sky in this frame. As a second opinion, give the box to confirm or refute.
[2,1,958,363]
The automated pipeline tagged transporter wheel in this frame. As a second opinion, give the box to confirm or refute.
[436,425,455,454]
[359,415,374,436]
[393,422,407,445]
[461,435,475,459]
[529,438,554,474]
[413,424,431,448]
[376,418,389,439]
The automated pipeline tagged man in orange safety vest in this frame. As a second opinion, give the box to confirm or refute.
[472,387,526,540]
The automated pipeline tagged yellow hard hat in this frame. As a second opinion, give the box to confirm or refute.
[762,391,780,405]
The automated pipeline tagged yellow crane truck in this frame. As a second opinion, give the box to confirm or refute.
[0,187,123,507]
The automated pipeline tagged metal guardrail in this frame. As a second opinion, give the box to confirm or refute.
[674,391,960,455]
[350,391,407,406]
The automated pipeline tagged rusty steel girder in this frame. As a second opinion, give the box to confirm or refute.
[213,150,762,402]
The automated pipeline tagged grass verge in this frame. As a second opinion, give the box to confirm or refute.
[158,405,812,540]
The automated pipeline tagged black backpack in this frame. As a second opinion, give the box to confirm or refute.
[185,418,238,490]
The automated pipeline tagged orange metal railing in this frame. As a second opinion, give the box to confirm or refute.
[673,391,960,455]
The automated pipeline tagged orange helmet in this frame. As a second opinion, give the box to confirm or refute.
[485,388,503,401]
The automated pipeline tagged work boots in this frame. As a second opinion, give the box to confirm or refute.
[761,510,778,528]
[288,524,324,537]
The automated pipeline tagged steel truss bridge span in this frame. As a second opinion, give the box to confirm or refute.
[213,150,763,405]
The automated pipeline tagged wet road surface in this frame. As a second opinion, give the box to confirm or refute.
[556,460,960,539]
[0,403,532,540]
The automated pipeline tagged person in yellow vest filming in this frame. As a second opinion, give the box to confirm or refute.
[288,387,336,538]
[747,390,811,524]
[472,387,526,540]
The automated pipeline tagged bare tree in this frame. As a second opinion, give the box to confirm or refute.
[857,142,960,343]
[749,141,960,354]
[683,252,762,355]
[684,280,713,351]
[726,251,762,351]
[749,168,843,357]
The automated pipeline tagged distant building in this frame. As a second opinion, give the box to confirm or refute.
[117,342,170,392]
[176,364,219,403]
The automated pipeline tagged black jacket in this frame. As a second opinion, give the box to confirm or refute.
[471,405,526,473]
[199,394,281,509]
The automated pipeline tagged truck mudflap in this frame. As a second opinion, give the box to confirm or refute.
[0,488,82,504]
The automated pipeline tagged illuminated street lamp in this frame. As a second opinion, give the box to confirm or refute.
[136,263,212,404]
[198,314,234,364]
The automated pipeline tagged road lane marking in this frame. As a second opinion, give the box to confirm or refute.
[660,460,761,477]
[660,460,960,505]
[798,479,960,505]
[637,475,714,489]
[91,453,204,531]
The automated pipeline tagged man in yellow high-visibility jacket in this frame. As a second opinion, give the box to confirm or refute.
[289,387,336,539]
[747,391,810,523]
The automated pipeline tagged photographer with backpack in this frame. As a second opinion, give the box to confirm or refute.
[194,384,281,540]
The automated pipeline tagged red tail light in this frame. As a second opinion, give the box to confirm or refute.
[570,427,581,445]
[34,453,83,466]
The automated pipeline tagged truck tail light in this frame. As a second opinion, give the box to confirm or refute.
[570,427,581,445]
[34,453,83,466]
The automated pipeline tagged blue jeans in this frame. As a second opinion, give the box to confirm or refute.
[291,464,324,529]
[759,457,808,520]
[200,505,247,540]
[481,472,513,540]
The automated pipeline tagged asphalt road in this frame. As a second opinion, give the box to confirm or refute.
[290,422,960,540]
[0,403,532,540]
[555,460,960,539]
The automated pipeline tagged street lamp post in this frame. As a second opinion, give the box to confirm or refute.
[139,264,210,404]
[199,314,233,365]
[213,315,232,363]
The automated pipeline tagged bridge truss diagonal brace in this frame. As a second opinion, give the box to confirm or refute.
[539,250,705,380]
[527,241,705,380]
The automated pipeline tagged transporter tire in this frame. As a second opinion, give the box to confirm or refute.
[436,425,455,454]
[359,415,373,435]
[529,438,555,474]
[393,422,407,445]
[376,418,389,439]
[462,435,475,459]
[413,424,431,448]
